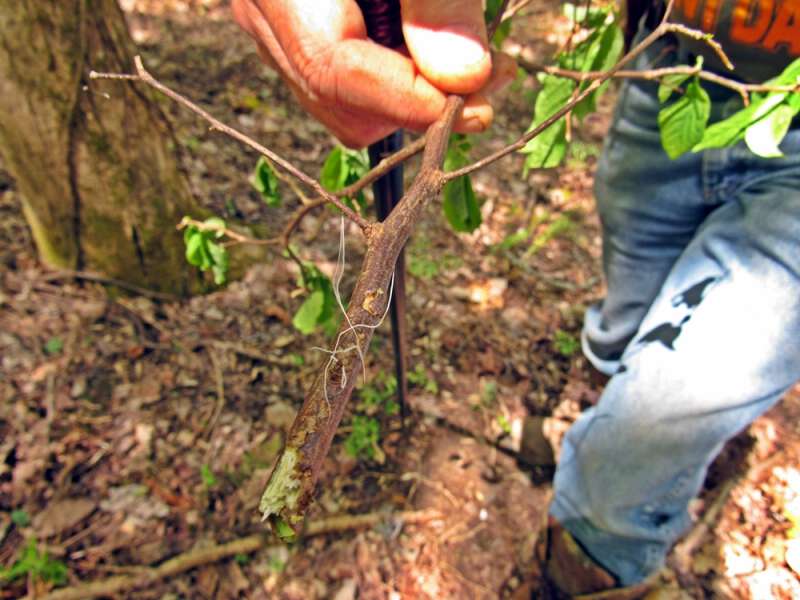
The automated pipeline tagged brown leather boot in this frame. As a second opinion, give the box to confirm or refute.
[536,518,654,599]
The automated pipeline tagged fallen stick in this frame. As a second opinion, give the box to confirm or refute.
[37,509,440,600]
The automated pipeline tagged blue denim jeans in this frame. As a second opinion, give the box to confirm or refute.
[549,53,800,583]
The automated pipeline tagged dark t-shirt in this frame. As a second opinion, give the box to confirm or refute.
[669,0,800,81]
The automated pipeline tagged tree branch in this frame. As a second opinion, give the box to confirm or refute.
[442,0,746,181]
[519,62,800,106]
[662,22,734,71]
[90,58,372,232]
[177,216,279,247]
[258,97,464,531]
[336,135,426,199]
[487,0,512,39]
[39,510,441,600]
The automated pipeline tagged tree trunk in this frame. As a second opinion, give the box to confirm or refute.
[0,0,204,295]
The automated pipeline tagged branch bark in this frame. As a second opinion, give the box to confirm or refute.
[259,97,463,530]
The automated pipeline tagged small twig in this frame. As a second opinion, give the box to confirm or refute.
[487,0,512,39]
[38,510,441,600]
[177,216,279,247]
[502,0,534,22]
[663,22,734,71]
[519,63,800,107]
[90,58,371,232]
[443,0,741,181]
[337,136,426,199]
[38,269,178,301]
[280,199,326,247]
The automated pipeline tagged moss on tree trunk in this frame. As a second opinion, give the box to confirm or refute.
[0,0,205,295]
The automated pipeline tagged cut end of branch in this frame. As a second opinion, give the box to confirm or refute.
[259,448,303,529]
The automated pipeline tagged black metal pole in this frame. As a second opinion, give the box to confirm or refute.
[356,0,409,422]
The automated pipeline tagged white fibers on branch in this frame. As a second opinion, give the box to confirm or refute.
[311,216,396,408]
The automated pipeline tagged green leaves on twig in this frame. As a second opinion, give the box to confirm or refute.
[520,4,623,173]
[320,146,370,212]
[183,217,229,285]
[660,57,800,159]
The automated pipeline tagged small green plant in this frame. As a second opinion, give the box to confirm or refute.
[0,538,68,586]
[567,140,601,167]
[407,364,438,394]
[481,380,498,407]
[553,330,580,357]
[200,464,217,488]
[408,254,440,280]
[408,236,463,280]
[528,214,575,255]
[234,553,251,566]
[496,414,512,435]
[43,337,63,356]
[10,509,30,527]
[344,415,381,461]
[267,555,286,573]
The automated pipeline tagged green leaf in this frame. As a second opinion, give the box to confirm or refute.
[251,157,282,207]
[658,72,693,103]
[44,337,63,356]
[0,538,68,585]
[441,135,482,233]
[694,58,800,153]
[484,0,511,47]
[200,464,217,488]
[182,217,229,285]
[320,146,345,191]
[521,75,576,171]
[273,517,297,542]
[292,289,326,335]
[562,2,608,28]
[443,175,482,233]
[206,240,229,285]
[320,146,370,212]
[577,23,624,118]
[694,92,785,151]
[658,77,710,159]
[291,265,338,335]
[184,228,208,268]
[11,510,30,527]
[203,217,226,238]
[745,102,795,158]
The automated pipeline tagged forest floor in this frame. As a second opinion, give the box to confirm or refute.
[3,1,800,598]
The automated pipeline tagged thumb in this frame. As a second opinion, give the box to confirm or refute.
[400,0,491,95]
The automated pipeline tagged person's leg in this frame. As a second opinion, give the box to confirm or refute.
[551,130,800,585]
[582,77,717,375]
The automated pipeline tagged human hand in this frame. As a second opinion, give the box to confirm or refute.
[232,0,516,147]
